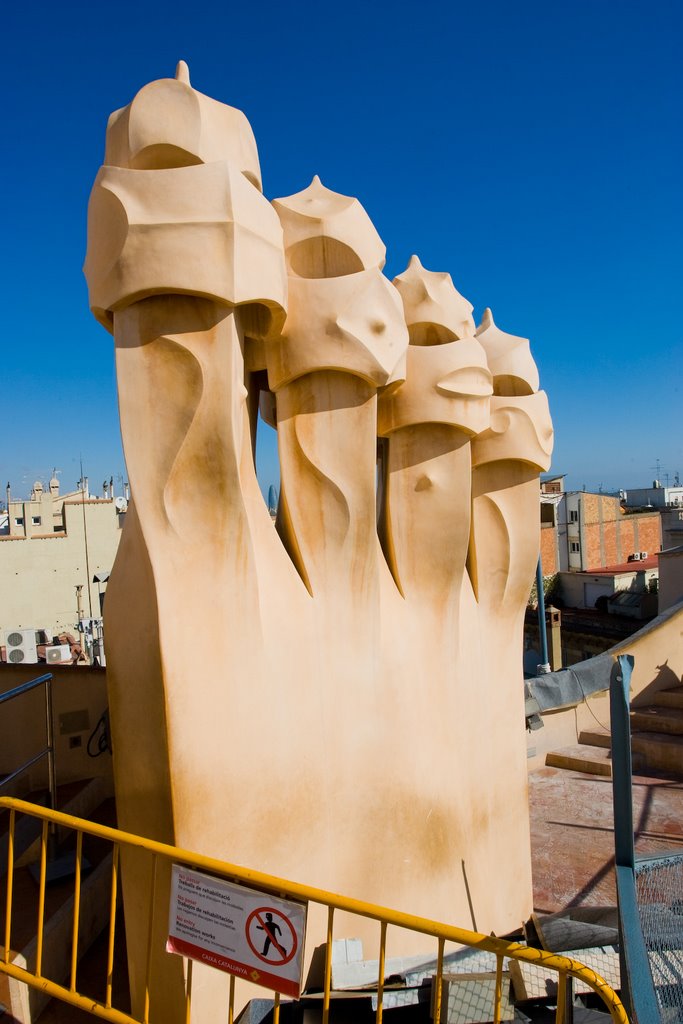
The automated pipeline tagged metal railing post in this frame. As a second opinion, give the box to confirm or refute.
[610,653,661,1023]
[44,674,58,858]
[0,673,59,857]
[44,675,57,815]
[0,674,56,800]
[536,556,551,672]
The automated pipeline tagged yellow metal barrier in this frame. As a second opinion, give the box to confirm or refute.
[0,797,630,1023]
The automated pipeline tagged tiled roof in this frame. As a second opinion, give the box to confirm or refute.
[586,554,659,574]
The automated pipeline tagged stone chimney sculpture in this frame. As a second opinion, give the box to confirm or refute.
[84,63,553,1022]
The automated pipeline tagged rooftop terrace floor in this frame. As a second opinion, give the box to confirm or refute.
[529,764,683,913]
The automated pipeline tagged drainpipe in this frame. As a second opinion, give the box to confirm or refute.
[536,557,551,674]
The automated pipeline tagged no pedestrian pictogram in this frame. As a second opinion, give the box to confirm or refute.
[246,907,297,966]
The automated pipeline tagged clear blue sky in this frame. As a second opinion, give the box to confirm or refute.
[3,0,682,499]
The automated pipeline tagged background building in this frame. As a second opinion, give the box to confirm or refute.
[0,476,126,648]
[623,479,683,509]
[540,477,660,574]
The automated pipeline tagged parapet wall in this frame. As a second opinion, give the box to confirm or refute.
[0,664,112,791]
[527,599,683,769]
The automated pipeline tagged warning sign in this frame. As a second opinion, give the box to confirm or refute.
[167,865,307,998]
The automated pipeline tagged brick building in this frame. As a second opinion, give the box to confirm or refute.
[539,479,660,574]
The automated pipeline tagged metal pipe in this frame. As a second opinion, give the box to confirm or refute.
[227,975,235,1024]
[105,845,120,1008]
[70,831,83,991]
[433,936,445,1024]
[44,674,58,857]
[143,854,158,1024]
[611,654,660,1023]
[555,970,566,1022]
[611,656,635,870]
[80,458,94,620]
[322,906,334,1024]
[184,957,193,1024]
[376,921,387,1024]
[4,809,15,963]
[45,676,56,812]
[35,821,48,976]
[493,952,503,1024]
[536,557,551,673]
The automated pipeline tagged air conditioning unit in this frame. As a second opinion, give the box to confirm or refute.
[3,629,38,664]
[640,551,648,560]
[45,644,71,665]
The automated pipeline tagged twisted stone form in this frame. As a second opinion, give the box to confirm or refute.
[84,62,553,1022]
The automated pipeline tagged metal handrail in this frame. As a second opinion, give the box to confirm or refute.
[0,674,56,817]
[0,796,630,1024]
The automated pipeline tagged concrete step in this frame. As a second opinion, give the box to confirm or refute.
[577,729,649,771]
[545,745,613,777]
[631,732,683,774]
[0,794,119,1023]
[0,777,110,877]
[1,852,114,1022]
[649,687,683,710]
[630,706,683,736]
[578,727,611,749]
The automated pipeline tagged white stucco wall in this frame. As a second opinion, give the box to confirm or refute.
[0,500,124,638]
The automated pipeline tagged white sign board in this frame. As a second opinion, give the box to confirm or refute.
[167,864,307,998]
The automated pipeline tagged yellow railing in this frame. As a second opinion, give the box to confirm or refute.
[0,797,629,1023]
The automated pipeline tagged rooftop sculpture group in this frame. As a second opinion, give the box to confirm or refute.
[84,62,553,1021]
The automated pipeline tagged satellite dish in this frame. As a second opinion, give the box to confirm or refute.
[115,496,127,511]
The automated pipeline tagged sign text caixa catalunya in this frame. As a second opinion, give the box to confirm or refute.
[167,865,308,998]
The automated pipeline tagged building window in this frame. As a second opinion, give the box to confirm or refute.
[570,541,580,553]
[14,517,24,527]
[569,510,578,523]
[31,516,41,527]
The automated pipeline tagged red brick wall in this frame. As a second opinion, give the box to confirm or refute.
[602,518,618,565]
[630,514,661,558]
[538,502,661,574]
[584,523,602,570]
[584,510,661,570]
[618,518,637,564]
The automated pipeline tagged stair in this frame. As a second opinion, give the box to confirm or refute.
[0,781,118,1022]
[546,685,683,778]
[545,745,613,777]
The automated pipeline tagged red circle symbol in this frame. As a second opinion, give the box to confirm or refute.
[246,907,297,966]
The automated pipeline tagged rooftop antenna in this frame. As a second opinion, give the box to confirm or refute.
[79,456,94,620]
[650,458,663,482]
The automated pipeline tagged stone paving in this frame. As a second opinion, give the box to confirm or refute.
[529,764,683,913]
